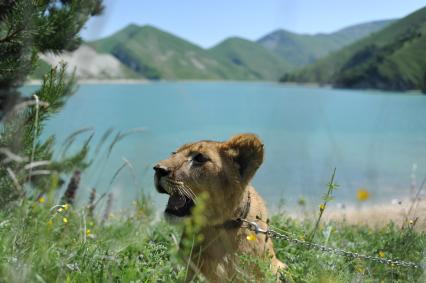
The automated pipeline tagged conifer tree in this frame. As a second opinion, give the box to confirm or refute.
[0,0,103,206]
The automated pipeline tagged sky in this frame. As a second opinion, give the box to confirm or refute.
[81,0,426,48]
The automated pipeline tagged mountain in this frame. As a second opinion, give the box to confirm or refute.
[89,25,263,80]
[209,37,292,80]
[33,19,396,81]
[282,6,426,91]
[258,20,395,67]
[89,22,392,81]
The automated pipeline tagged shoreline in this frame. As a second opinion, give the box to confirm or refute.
[26,78,150,85]
[25,79,282,85]
[24,79,424,93]
[285,198,426,231]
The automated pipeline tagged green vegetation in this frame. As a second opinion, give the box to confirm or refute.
[283,7,426,91]
[0,196,424,282]
[73,20,392,81]
[0,0,103,117]
[258,20,394,68]
[210,37,292,80]
[90,25,258,80]
[0,1,103,207]
[1,2,424,281]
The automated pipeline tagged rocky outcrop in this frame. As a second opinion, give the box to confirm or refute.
[40,45,136,79]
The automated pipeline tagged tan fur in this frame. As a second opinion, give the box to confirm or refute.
[154,134,286,282]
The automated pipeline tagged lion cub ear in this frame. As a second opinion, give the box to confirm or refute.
[222,134,264,185]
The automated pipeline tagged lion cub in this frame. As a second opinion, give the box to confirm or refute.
[154,134,285,281]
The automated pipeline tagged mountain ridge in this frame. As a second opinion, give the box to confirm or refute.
[281,6,426,91]
[34,20,395,81]
[257,19,395,67]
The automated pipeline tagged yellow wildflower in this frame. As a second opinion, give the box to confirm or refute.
[38,197,45,204]
[63,203,70,210]
[63,217,68,224]
[356,189,370,201]
[246,234,256,241]
[86,229,91,236]
[409,220,414,225]
[47,219,53,225]
[319,204,326,211]
[58,208,64,212]
[379,251,385,258]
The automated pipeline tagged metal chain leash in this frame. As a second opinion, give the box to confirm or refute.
[240,219,422,269]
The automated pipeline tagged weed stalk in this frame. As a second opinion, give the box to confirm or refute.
[308,168,338,242]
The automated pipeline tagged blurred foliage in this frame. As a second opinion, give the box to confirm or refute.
[0,0,104,116]
[0,0,103,207]
[0,65,92,207]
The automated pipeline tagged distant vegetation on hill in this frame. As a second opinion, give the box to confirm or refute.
[209,37,291,80]
[282,6,426,92]
[257,20,394,67]
[90,25,256,80]
[35,20,394,81]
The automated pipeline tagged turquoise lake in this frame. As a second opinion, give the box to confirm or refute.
[22,82,426,211]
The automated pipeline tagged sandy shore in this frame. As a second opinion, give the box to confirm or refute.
[288,198,426,231]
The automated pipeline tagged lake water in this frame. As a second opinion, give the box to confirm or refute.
[22,82,426,211]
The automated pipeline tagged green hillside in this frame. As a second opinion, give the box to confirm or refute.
[89,21,392,81]
[257,20,394,67]
[283,7,426,91]
[90,25,260,80]
[209,37,292,80]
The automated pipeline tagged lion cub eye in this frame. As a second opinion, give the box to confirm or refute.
[192,153,209,164]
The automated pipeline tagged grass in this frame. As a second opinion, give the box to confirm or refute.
[0,199,185,282]
[0,196,424,282]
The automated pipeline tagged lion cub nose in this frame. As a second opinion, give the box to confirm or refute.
[153,164,171,177]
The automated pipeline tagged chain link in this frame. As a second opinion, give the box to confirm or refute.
[241,219,422,269]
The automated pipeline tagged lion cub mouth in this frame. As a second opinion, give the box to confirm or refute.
[155,175,195,217]
[165,193,195,217]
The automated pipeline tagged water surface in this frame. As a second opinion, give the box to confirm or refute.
[22,82,426,211]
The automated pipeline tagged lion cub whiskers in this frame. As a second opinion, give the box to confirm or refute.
[160,178,196,202]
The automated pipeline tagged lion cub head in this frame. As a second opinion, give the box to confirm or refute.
[153,134,264,224]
